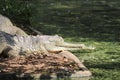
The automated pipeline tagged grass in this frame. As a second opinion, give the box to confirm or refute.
[65,37,120,80]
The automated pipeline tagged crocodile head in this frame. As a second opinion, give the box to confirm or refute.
[44,35,95,53]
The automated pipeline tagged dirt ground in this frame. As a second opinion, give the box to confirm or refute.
[0,53,80,74]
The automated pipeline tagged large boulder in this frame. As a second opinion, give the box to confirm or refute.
[0,14,28,36]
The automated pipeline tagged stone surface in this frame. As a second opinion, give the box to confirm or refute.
[0,52,91,80]
[0,14,28,36]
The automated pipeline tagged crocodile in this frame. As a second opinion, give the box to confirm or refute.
[0,31,95,57]
[0,14,28,36]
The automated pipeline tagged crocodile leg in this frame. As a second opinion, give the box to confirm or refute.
[45,46,64,53]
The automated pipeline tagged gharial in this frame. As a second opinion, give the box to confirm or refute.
[0,31,94,68]
[0,31,95,57]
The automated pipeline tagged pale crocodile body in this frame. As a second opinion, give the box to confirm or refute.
[0,31,94,57]
[12,35,63,55]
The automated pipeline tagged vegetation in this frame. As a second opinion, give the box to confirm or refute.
[66,37,120,80]
[0,0,120,80]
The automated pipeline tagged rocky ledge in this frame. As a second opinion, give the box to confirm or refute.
[0,53,91,80]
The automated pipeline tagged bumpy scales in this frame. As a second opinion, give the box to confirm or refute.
[0,31,94,57]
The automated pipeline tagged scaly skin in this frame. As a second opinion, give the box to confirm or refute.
[0,31,95,57]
